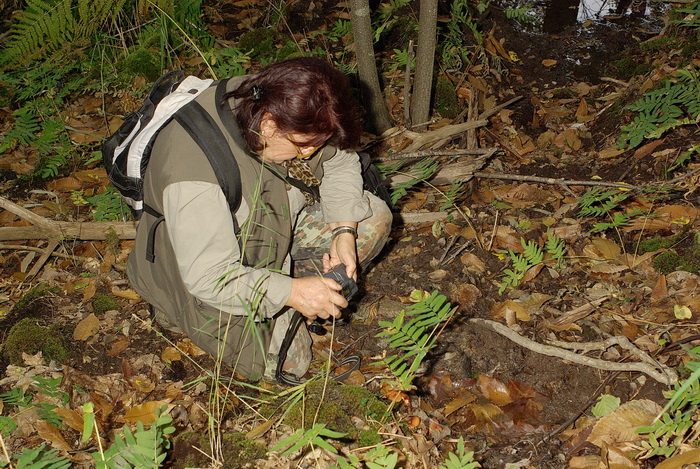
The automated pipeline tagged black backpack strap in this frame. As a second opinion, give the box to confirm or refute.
[143,204,165,263]
[143,97,243,264]
[174,100,242,236]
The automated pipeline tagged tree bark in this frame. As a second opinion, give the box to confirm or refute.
[350,0,392,134]
[410,0,438,131]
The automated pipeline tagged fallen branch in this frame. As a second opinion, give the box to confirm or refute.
[376,148,498,161]
[469,318,678,385]
[0,196,137,241]
[0,244,91,261]
[403,119,489,152]
[473,171,641,190]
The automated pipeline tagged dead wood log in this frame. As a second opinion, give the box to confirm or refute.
[0,196,137,241]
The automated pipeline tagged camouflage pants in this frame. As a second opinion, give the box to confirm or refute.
[265,192,393,380]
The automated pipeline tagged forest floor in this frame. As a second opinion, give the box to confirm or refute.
[1,1,700,468]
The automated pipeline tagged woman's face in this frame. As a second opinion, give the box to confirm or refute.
[259,115,324,164]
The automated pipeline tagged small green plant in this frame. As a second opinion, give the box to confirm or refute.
[376,291,457,392]
[380,157,439,205]
[618,66,700,149]
[497,238,544,294]
[334,444,400,469]
[637,346,700,459]
[672,1,700,29]
[439,437,480,469]
[577,187,643,233]
[272,423,346,456]
[0,444,72,469]
[0,376,67,435]
[87,404,175,468]
[504,3,538,26]
[545,229,566,269]
[372,0,413,43]
[85,187,126,222]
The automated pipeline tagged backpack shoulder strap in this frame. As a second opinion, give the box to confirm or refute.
[174,100,242,235]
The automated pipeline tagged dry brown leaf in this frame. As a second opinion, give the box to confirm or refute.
[111,288,140,300]
[130,375,155,393]
[568,454,602,468]
[247,416,278,440]
[123,400,170,425]
[521,263,544,284]
[592,238,621,260]
[35,420,72,451]
[589,262,628,274]
[478,375,513,406]
[602,444,639,468]
[656,448,700,469]
[55,407,85,433]
[492,300,531,323]
[599,148,626,159]
[161,346,182,364]
[451,283,481,309]
[542,59,557,66]
[47,177,81,192]
[444,393,477,416]
[575,99,589,119]
[74,313,100,341]
[107,338,130,357]
[632,138,666,159]
[460,252,487,273]
[82,281,97,302]
[177,339,207,356]
[587,399,661,448]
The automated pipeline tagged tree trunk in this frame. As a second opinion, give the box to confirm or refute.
[350,0,392,134]
[410,0,438,132]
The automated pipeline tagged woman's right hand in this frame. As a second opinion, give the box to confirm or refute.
[286,276,347,321]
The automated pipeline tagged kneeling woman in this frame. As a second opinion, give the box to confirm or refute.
[127,58,392,382]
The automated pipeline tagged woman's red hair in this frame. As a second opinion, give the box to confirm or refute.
[224,57,362,152]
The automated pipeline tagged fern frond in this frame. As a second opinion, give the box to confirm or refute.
[2,0,128,65]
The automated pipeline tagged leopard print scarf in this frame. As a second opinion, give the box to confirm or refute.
[285,158,320,206]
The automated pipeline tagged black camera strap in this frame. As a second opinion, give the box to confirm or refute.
[275,311,362,386]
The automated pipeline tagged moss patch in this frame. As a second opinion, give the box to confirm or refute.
[91,293,121,315]
[238,27,298,64]
[2,318,70,365]
[263,381,388,440]
[435,76,459,120]
[10,284,60,316]
[169,431,265,468]
[121,48,161,82]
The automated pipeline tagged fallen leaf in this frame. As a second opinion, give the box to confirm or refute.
[656,448,700,469]
[444,394,477,416]
[460,252,487,273]
[107,338,130,357]
[111,288,140,300]
[592,238,622,260]
[130,375,155,393]
[161,346,182,364]
[55,407,85,433]
[478,375,513,406]
[35,420,72,451]
[650,275,668,302]
[674,304,692,320]
[587,399,661,449]
[493,300,531,323]
[74,313,101,341]
[122,400,170,425]
[542,59,557,66]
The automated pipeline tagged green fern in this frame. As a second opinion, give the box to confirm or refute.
[380,157,439,205]
[92,406,175,469]
[637,346,700,459]
[376,291,457,391]
[85,187,125,222]
[545,229,566,268]
[504,3,538,25]
[498,238,544,294]
[577,187,629,218]
[439,437,480,469]
[619,66,700,148]
[439,181,466,212]
[2,0,129,64]
[0,444,72,469]
[272,424,346,456]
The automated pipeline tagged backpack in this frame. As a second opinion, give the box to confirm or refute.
[102,70,243,220]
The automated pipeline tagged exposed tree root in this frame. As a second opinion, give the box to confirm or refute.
[469,318,678,385]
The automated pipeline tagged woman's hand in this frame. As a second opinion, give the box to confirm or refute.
[286,276,348,321]
[324,222,358,280]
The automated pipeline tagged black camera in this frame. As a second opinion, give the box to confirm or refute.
[322,263,358,301]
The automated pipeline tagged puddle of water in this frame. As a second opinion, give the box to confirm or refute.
[501,0,669,34]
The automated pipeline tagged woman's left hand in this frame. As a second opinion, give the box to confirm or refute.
[323,223,358,281]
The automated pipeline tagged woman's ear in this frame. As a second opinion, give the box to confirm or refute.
[260,113,278,137]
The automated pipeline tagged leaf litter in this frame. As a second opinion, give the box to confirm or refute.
[1,1,700,467]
